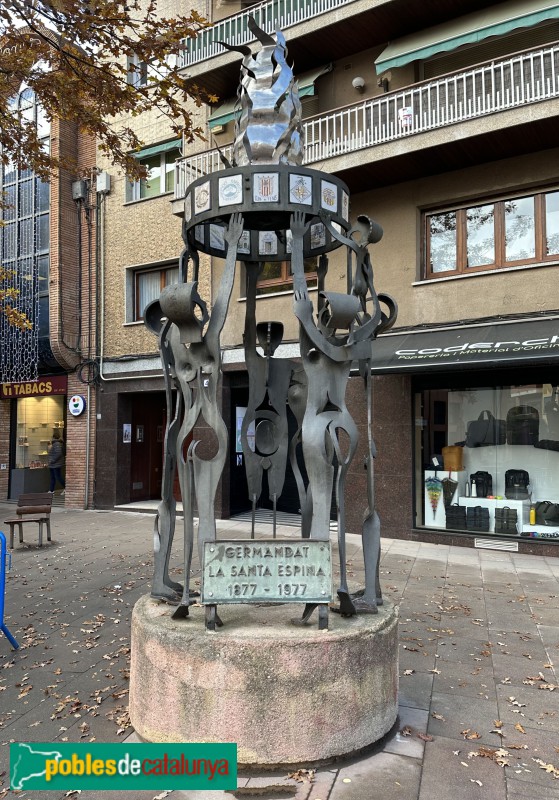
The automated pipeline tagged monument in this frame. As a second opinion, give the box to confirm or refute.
[130,18,399,764]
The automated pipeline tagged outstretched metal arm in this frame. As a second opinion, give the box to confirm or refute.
[291,211,368,362]
[191,213,245,575]
[205,213,244,355]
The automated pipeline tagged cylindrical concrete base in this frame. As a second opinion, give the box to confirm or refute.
[130,596,399,765]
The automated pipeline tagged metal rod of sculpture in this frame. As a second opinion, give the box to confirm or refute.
[241,263,294,539]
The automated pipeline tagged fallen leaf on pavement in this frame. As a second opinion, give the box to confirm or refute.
[533,758,559,778]
[288,769,315,783]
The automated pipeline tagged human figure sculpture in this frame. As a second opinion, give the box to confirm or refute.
[144,311,184,603]
[147,213,244,623]
[290,210,396,619]
[321,212,397,612]
[144,217,207,604]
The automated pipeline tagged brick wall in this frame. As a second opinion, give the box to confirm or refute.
[49,118,99,509]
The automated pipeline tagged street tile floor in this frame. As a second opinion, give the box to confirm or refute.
[0,502,558,799]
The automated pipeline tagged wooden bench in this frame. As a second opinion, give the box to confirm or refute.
[4,493,53,548]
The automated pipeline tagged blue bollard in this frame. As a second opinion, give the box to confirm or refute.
[0,532,19,649]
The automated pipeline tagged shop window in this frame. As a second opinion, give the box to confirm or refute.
[256,258,317,296]
[415,383,559,542]
[15,395,65,471]
[134,265,179,320]
[424,189,559,278]
[126,146,181,202]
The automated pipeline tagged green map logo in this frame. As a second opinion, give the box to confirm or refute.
[10,742,237,791]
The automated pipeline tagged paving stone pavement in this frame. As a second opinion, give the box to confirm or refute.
[0,502,558,799]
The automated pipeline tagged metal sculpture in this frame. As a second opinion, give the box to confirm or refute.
[146,16,397,630]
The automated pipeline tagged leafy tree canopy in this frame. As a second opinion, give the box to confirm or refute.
[0,0,213,182]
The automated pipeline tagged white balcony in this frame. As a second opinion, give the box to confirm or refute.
[180,0,356,69]
[174,43,559,200]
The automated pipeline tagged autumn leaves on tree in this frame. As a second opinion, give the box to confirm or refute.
[0,0,213,327]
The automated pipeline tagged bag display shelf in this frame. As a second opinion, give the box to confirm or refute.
[521,523,559,538]
[458,497,530,534]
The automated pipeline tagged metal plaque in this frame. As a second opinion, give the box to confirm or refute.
[202,540,332,604]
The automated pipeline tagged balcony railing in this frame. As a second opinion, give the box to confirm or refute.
[180,0,355,69]
[175,43,559,199]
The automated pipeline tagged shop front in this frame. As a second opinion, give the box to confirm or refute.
[373,316,559,549]
[0,376,67,498]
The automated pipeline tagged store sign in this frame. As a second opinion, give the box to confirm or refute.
[0,376,68,398]
[372,320,559,372]
[68,395,86,416]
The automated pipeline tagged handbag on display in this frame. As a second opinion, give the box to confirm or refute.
[494,507,518,535]
[534,501,559,526]
[470,471,493,498]
[505,469,530,500]
[534,439,559,452]
[442,445,464,472]
[446,504,466,531]
[466,506,490,532]
[506,405,539,445]
[465,411,506,448]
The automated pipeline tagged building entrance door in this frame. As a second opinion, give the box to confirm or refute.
[130,392,166,501]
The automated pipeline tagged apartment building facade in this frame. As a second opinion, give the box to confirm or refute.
[97,0,559,552]
[0,88,98,509]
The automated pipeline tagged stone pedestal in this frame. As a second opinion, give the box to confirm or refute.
[130,595,399,766]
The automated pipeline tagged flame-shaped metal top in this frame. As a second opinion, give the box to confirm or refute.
[221,17,304,167]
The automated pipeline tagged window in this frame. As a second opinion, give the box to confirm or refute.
[127,52,177,86]
[256,258,318,296]
[127,54,148,87]
[134,265,179,320]
[0,86,50,326]
[126,145,181,202]
[424,189,559,278]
